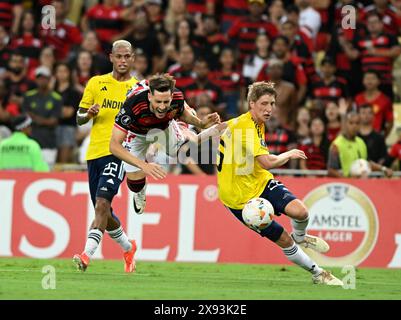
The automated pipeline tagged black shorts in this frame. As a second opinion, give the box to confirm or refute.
[87,154,125,205]
[226,179,297,242]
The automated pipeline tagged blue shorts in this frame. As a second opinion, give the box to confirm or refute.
[87,155,125,206]
[227,179,297,242]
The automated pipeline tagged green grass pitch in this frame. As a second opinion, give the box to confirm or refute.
[0,257,400,300]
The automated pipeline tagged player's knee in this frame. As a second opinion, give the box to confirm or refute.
[95,198,111,217]
[292,202,309,221]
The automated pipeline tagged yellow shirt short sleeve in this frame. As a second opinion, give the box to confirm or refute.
[217,112,273,209]
[79,77,96,110]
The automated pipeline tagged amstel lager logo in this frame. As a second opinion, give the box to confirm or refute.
[303,183,379,266]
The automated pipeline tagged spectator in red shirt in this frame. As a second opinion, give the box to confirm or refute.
[40,0,82,61]
[183,58,225,113]
[168,44,196,90]
[210,0,249,33]
[0,0,23,35]
[361,0,401,36]
[355,70,394,137]
[82,0,128,51]
[280,19,316,84]
[10,10,42,76]
[257,36,307,104]
[345,11,401,100]
[209,47,245,118]
[228,0,278,63]
[299,117,330,170]
[311,56,349,105]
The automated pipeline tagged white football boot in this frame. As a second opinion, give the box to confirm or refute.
[312,270,344,286]
[133,185,146,215]
[291,233,330,253]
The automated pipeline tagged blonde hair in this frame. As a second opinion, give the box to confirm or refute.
[247,81,276,104]
[112,40,133,53]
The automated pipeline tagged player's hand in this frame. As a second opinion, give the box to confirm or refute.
[200,112,221,129]
[88,104,100,118]
[142,162,167,180]
[287,149,307,160]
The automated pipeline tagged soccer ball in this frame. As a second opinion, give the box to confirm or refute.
[242,198,274,231]
[349,159,371,177]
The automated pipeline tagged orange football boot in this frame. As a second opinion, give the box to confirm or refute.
[123,240,137,273]
[73,252,90,272]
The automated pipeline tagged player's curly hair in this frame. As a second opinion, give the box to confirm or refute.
[148,73,176,94]
[247,81,277,103]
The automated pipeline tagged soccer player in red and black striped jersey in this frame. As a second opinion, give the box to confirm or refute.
[345,11,401,99]
[110,74,223,215]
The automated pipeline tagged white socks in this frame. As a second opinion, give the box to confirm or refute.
[84,229,103,258]
[107,226,132,252]
[283,243,322,276]
[291,216,309,243]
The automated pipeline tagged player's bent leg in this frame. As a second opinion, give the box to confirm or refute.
[284,199,330,254]
[227,206,342,285]
[126,171,147,215]
[73,198,110,272]
[105,210,137,272]
[275,229,342,285]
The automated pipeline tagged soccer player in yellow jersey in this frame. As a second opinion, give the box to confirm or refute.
[217,81,343,285]
[72,40,138,273]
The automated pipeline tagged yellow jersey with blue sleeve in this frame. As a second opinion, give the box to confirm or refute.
[79,73,138,160]
[217,112,274,209]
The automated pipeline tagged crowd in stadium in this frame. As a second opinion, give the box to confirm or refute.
[0,0,401,176]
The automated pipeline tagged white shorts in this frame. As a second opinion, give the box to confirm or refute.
[123,120,187,173]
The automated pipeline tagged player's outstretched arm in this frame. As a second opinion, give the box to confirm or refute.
[179,102,221,129]
[76,104,99,126]
[109,127,167,180]
[257,149,307,170]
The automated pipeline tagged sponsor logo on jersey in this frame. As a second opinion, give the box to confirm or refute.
[101,99,124,109]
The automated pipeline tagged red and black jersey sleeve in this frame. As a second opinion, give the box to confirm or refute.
[114,93,139,134]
